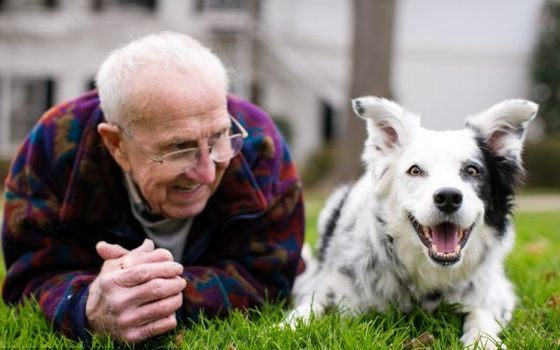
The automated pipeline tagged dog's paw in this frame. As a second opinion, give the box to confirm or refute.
[461,330,505,350]
[278,312,300,330]
[278,306,314,330]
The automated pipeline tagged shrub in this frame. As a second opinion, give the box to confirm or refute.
[523,134,560,188]
[0,159,11,185]
[531,0,560,132]
[301,143,337,188]
[271,116,293,146]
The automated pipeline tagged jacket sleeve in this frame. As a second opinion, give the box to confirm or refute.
[180,140,305,320]
[2,120,100,341]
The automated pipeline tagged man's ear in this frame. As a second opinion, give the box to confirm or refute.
[97,122,132,172]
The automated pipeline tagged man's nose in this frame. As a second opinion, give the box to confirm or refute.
[189,148,216,184]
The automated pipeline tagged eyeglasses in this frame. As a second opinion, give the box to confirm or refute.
[117,115,248,174]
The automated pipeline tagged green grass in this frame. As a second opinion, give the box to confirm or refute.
[0,196,559,349]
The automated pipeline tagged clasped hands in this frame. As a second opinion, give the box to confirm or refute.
[86,239,186,343]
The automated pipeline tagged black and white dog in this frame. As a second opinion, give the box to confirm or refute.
[285,97,537,349]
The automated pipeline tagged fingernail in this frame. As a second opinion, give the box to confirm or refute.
[173,263,184,274]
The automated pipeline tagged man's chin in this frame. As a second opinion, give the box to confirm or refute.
[162,198,209,220]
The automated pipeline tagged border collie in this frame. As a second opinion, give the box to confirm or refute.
[285,97,537,349]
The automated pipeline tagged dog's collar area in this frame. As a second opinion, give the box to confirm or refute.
[408,213,472,266]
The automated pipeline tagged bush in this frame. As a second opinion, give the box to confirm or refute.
[531,0,560,132]
[0,159,11,185]
[271,116,293,146]
[301,143,337,188]
[523,134,560,188]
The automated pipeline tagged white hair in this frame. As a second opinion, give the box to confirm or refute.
[95,31,229,126]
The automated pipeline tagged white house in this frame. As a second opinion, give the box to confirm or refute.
[0,0,546,165]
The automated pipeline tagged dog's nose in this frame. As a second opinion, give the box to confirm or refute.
[433,187,463,213]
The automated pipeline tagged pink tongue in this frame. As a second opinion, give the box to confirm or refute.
[431,223,458,253]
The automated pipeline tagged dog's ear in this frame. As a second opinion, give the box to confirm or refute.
[466,99,538,160]
[352,96,420,153]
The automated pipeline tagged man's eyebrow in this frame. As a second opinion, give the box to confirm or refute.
[169,136,197,146]
[150,120,232,147]
[210,120,233,135]
[213,126,230,135]
[150,135,196,150]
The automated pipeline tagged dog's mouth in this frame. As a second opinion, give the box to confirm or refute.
[408,214,473,266]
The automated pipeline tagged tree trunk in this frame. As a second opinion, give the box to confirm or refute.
[336,0,396,182]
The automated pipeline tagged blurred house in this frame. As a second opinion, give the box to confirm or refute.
[0,0,545,165]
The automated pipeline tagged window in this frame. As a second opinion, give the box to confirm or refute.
[9,78,55,143]
[91,0,156,12]
[86,77,96,91]
[321,100,336,142]
[0,0,58,12]
[194,0,247,12]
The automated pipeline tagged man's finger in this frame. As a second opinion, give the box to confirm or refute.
[124,313,177,344]
[125,276,186,305]
[121,248,174,269]
[117,262,184,287]
[131,239,155,252]
[96,241,129,260]
[119,293,183,328]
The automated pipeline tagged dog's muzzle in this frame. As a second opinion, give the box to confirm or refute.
[408,214,473,266]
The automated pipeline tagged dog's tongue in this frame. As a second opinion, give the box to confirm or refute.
[432,223,458,253]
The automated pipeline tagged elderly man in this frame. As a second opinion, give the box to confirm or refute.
[1,32,304,343]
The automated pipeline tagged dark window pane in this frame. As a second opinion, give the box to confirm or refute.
[9,77,56,143]
[45,78,55,110]
[92,0,156,12]
[86,78,96,91]
[321,100,335,142]
[44,0,58,9]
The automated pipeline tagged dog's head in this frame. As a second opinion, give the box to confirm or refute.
[353,97,537,272]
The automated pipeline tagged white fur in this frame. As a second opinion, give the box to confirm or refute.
[285,97,537,349]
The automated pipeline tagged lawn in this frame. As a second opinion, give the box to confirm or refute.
[0,194,559,349]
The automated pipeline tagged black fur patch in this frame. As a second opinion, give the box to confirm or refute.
[474,136,523,237]
[318,187,351,262]
[326,289,337,306]
[381,234,397,262]
[354,99,365,115]
[461,281,475,299]
[424,291,442,302]
[367,255,379,270]
[339,265,356,280]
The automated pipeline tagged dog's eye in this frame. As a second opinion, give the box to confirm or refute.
[465,165,480,177]
[407,165,424,176]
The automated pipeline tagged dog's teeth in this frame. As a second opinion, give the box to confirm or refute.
[431,244,437,252]
[455,245,460,253]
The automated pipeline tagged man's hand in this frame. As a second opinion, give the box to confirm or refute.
[86,239,186,343]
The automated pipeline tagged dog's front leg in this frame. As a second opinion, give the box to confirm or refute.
[280,298,324,329]
[461,308,504,350]
[281,269,362,329]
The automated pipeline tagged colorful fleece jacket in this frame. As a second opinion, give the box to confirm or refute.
[1,90,304,341]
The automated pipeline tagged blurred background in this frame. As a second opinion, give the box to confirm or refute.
[0,0,559,190]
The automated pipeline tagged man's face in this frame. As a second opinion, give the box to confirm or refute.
[119,68,230,219]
